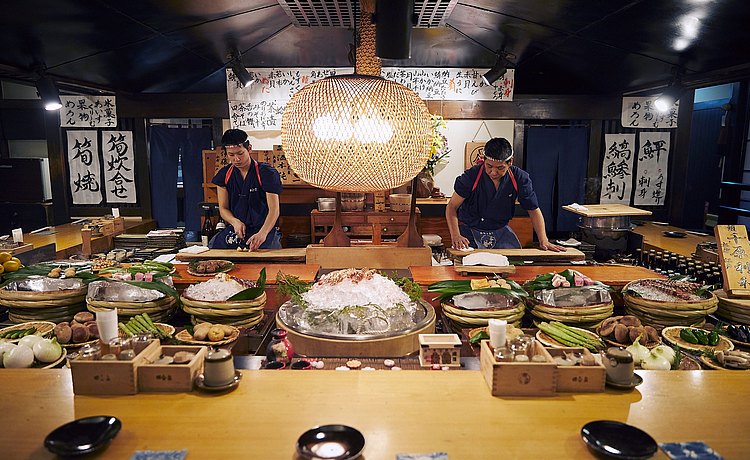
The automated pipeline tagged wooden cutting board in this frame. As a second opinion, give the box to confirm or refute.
[448,248,585,262]
[453,264,516,276]
[561,204,652,217]
[175,248,306,263]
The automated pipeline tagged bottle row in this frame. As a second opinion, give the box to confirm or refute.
[201,205,226,246]
[632,248,723,286]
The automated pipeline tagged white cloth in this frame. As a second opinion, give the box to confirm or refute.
[462,252,510,267]
[567,203,588,211]
[178,245,209,254]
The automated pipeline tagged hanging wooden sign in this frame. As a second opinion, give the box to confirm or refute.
[464,142,485,170]
[715,224,750,298]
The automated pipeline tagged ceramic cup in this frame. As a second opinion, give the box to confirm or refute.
[264,361,286,370]
[603,347,635,385]
[203,349,236,386]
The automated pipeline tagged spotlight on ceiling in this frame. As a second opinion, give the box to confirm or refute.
[654,73,686,112]
[482,52,513,86]
[375,0,416,60]
[35,75,62,111]
[227,50,254,88]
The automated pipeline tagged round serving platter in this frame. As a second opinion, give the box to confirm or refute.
[661,326,734,353]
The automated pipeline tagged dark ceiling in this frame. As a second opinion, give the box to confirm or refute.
[2,0,750,97]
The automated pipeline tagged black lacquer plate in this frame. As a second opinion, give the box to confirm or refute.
[44,415,121,457]
[663,231,687,238]
[297,424,365,460]
[581,420,657,460]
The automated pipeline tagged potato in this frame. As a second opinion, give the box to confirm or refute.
[54,323,72,344]
[74,311,94,323]
[63,267,77,278]
[207,325,225,342]
[219,325,235,337]
[192,323,211,341]
[71,324,90,343]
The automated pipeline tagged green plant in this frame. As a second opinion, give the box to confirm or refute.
[425,114,450,175]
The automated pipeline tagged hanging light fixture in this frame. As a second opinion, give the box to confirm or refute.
[281,75,432,191]
[281,0,432,192]
[35,75,62,111]
[654,68,685,112]
[227,49,254,88]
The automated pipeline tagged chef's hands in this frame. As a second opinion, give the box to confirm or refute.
[451,235,472,250]
[231,219,246,239]
[246,231,268,251]
[539,239,566,252]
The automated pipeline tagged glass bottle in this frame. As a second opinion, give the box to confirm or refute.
[266,329,294,365]
[215,215,226,233]
[201,206,214,246]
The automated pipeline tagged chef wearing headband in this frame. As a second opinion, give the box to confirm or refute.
[210,129,282,250]
[446,137,563,251]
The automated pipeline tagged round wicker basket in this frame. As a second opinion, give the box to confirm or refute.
[180,292,266,327]
[86,296,177,322]
[715,289,750,325]
[622,280,718,329]
[0,286,87,301]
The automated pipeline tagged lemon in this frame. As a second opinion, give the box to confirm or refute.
[0,264,5,275]
[2,260,20,273]
[0,252,11,264]
[10,257,20,265]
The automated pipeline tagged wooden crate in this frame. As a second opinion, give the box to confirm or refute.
[138,345,207,392]
[545,347,606,393]
[479,340,557,397]
[70,340,160,395]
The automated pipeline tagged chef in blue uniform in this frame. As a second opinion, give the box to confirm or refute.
[210,129,282,250]
[446,137,563,251]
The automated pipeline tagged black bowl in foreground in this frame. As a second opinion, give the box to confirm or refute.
[297,424,365,460]
[581,420,657,460]
[44,415,121,457]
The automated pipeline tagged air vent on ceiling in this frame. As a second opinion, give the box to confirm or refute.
[277,0,458,28]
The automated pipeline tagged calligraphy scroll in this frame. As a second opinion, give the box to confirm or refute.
[715,224,750,297]
[257,145,303,185]
[102,131,136,203]
[61,96,117,128]
[226,67,515,130]
[634,132,670,206]
[600,133,636,204]
[66,130,102,204]
[621,97,678,129]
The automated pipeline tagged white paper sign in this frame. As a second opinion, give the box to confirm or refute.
[12,228,23,243]
[600,133,636,204]
[227,67,515,130]
[621,97,678,129]
[67,130,103,204]
[61,95,117,128]
[102,131,136,203]
[634,132,670,206]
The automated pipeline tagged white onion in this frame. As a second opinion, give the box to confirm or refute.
[651,345,676,364]
[641,352,671,370]
[626,338,649,364]
[33,338,62,363]
[3,344,34,368]
[18,334,44,349]
[0,342,17,366]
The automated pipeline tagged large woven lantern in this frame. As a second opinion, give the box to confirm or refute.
[281,74,432,192]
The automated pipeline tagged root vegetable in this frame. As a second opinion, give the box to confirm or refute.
[207,325,225,342]
[74,311,94,323]
[54,323,72,344]
[71,324,90,343]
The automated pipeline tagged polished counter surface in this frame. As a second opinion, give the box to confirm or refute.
[1,369,748,459]
[630,222,714,258]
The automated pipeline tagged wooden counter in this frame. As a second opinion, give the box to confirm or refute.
[631,222,714,257]
[1,369,749,459]
[172,263,319,287]
[22,218,156,258]
[410,264,660,287]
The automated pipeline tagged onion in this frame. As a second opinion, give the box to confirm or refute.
[641,352,671,370]
[651,345,676,364]
[3,344,34,368]
[626,337,649,364]
[18,334,44,349]
[0,342,17,366]
[33,338,62,363]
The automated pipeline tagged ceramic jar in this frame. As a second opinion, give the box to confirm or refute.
[203,349,236,387]
[266,329,294,364]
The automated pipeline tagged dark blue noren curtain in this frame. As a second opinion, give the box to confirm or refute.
[148,126,212,236]
[525,126,588,233]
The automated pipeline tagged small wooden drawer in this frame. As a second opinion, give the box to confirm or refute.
[479,340,558,397]
[71,340,160,395]
[546,347,606,393]
[138,345,207,392]
[367,214,411,224]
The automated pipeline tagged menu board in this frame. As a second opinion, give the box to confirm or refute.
[621,97,678,129]
[715,224,750,297]
[257,145,304,185]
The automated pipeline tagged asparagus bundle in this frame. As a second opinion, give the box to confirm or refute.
[538,321,606,352]
[118,313,170,340]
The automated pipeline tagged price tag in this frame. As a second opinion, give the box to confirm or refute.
[11,228,23,243]
[112,208,120,218]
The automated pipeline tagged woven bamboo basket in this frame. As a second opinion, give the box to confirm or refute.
[0,286,87,301]
[526,299,613,328]
[715,289,750,325]
[5,299,87,324]
[181,292,266,327]
[622,280,718,329]
[443,309,523,328]
[85,296,178,322]
[0,294,87,308]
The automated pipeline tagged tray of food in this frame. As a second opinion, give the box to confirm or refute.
[187,260,234,276]
[661,326,733,353]
[0,321,55,342]
[175,322,240,346]
[699,349,750,370]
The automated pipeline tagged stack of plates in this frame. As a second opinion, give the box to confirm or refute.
[181,291,266,327]
[714,289,750,324]
[441,291,524,328]
[0,287,88,324]
[86,296,178,323]
[623,279,718,329]
[526,287,613,329]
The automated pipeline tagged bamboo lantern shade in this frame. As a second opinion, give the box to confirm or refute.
[281,74,432,192]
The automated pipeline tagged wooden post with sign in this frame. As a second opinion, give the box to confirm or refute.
[715,224,750,298]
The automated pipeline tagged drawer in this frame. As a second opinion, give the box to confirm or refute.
[379,225,407,235]
[367,214,411,225]
[312,214,368,226]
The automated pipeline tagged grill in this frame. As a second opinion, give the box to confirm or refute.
[277,0,458,28]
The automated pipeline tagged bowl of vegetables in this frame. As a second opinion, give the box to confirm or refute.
[0,333,66,369]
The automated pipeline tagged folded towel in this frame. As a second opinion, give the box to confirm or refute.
[178,245,209,254]
[462,252,510,267]
[567,202,588,211]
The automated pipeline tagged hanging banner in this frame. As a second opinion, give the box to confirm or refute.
[227,67,515,130]
[61,95,117,128]
[600,133,636,204]
[634,131,670,206]
[102,131,136,203]
[66,130,102,205]
[621,97,678,129]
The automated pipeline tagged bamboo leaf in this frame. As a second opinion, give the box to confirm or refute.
[227,267,267,301]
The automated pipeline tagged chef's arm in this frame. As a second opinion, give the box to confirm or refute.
[247,192,280,250]
[528,208,564,252]
[216,186,242,229]
[446,195,471,249]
